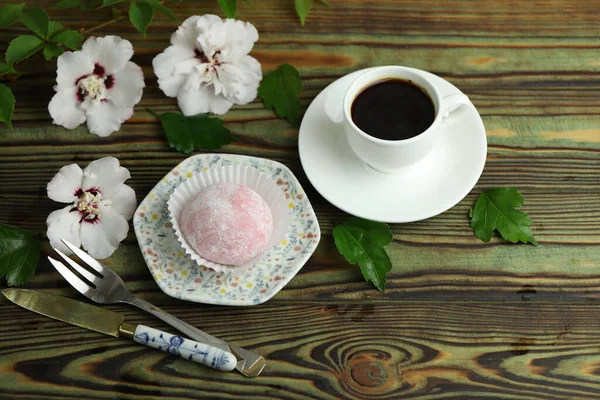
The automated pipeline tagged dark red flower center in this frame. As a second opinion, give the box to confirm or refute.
[195,49,222,67]
[74,63,114,103]
[70,187,103,224]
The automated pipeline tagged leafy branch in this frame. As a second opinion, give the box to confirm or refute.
[0,0,323,129]
[0,4,84,127]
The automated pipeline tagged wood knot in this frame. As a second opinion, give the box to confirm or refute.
[351,361,387,387]
[342,350,399,395]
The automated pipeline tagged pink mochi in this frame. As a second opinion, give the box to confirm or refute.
[180,182,273,266]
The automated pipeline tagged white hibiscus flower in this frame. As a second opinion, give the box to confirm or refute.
[46,157,137,259]
[152,14,262,116]
[48,36,145,137]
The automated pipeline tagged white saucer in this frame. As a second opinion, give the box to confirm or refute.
[298,67,487,223]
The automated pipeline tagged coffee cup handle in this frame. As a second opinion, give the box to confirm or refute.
[440,93,471,119]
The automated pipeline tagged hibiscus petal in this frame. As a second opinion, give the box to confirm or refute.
[80,211,129,259]
[48,87,87,130]
[177,84,233,115]
[82,156,131,199]
[194,14,222,31]
[107,184,137,220]
[213,57,260,105]
[158,74,188,98]
[172,57,201,76]
[197,18,227,58]
[238,56,262,104]
[237,55,263,82]
[47,206,82,255]
[109,61,145,108]
[85,101,133,137]
[82,36,133,75]
[230,21,259,57]
[170,15,203,48]
[47,163,83,203]
[190,14,223,56]
[206,19,258,62]
[153,45,197,98]
[217,57,261,105]
[56,50,94,91]
[153,45,196,80]
[215,63,244,100]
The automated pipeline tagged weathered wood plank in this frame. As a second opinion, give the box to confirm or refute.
[1,237,598,304]
[14,0,600,39]
[2,300,600,399]
[1,0,600,398]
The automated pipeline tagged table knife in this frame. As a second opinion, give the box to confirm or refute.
[2,288,237,372]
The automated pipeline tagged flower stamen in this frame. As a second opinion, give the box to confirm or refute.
[72,189,109,223]
[77,75,108,105]
[194,48,223,77]
[74,63,115,107]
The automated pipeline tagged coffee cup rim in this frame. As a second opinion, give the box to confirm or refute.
[342,65,445,146]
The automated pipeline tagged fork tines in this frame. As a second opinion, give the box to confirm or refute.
[48,256,95,295]
[60,239,104,274]
[48,239,105,296]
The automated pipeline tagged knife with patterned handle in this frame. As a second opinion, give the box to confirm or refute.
[2,288,237,372]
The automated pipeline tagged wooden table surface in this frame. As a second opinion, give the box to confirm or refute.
[1,0,600,398]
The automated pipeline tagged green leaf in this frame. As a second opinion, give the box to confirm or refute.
[143,0,177,20]
[470,188,538,245]
[0,224,41,286]
[0,3,24,28]
[332,217,393,292]
[258,63,303,126]
[295,0,312,26]
[54,0,84,8]
[319,0,330,6]
[0,83,15,128]
[82,0,103,10]
[0,63,13,75]
[52,30,84,49]
[5,35,45,65]
[54,0,100,9]
[148,109,236,154]
[20,7,50,38]
[217,0,237,18]
[129,2,154,36]
[47,21,65,38]
[44,43,65,60]
[102,0,128,6]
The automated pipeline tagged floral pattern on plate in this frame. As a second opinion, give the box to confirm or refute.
[133,153,320,306]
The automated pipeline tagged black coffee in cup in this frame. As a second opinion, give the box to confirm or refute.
[350,79,435,141]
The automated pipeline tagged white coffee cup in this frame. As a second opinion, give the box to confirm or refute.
[333,66,471,173]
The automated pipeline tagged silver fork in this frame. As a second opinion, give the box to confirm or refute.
[48,239,266,377]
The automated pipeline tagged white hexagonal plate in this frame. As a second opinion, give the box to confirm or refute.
[133,153,320,306]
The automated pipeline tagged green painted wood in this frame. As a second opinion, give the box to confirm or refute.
[2,301,600,399]
[1,0,599,398]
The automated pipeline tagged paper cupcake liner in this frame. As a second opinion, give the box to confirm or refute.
[167,164,289,273]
